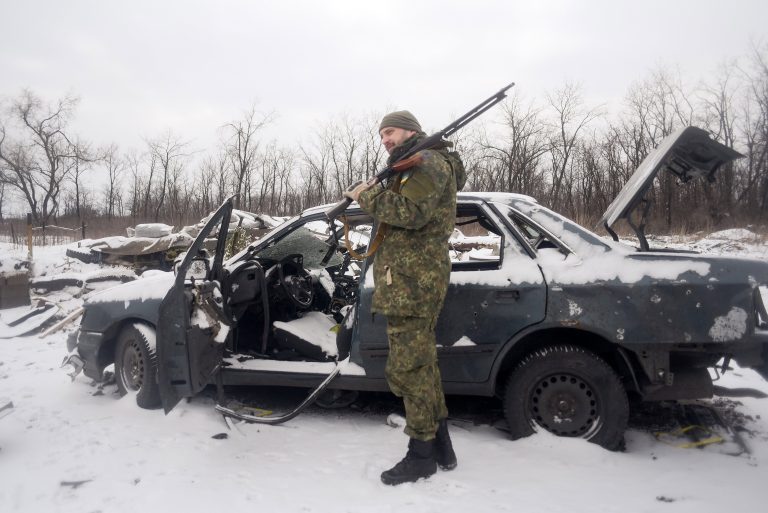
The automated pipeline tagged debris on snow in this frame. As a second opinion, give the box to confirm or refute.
[0,398,13,420]
[59,480,91,489]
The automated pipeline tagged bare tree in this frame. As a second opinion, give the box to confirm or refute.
[223,105,273,210]
[102,144,123,219]
[620,68,698,228]
[141,151,156,218]
[359,111,387,180]
[299,113,385,209]
[69,139,96,222]
[255,143,295,215]
[740,43,768,213]
[0,90,82,225]
[125,150,144,221]
[299,132,333,207]
[695,61,742,219]
[0,179,5,221]
[546,82,602,210]
[479,93,551,196]
[196,152,230,214]
[146,131,189,221]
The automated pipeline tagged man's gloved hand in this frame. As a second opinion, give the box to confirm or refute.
[343,178,376,202]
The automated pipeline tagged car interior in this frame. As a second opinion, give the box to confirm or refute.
[211,204,505,365]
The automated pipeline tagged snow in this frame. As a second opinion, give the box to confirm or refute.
[223,357,366,376]
[449,229,501,249]
[86,272,174,307]
[0,252,29,277]
[2,233,768,512]
[539,250,711,285]
[303,220,333,236]
[78,233,194,254]
[642,230,768,260]
[134,322,157,352]
[2,328,768,512]
[272,311,339,358]
[309,268,336,297]
[0,305,59,338]
[449,265,541,286]
[451,336,476,347]
[133,223,174,238]
[707,228,763,241]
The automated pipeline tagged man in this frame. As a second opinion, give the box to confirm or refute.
[344,110,466,486]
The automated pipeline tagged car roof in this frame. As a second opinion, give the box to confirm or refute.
[301,192,537,218]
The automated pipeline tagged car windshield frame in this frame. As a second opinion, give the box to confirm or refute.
[224,215,300,266]
[253,223,344,270]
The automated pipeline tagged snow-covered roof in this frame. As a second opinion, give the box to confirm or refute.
[300,192,537,218]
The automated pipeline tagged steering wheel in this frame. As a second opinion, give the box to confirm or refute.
[277,258,314,308]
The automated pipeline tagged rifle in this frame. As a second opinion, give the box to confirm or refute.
[324,82,515,221]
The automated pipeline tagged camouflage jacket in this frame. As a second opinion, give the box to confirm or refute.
[358,135,467,317]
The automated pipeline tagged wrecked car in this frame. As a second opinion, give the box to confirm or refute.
[66,210,283,270]
[67,126,768,450]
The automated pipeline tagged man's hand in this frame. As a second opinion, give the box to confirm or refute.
[343,178,376,202]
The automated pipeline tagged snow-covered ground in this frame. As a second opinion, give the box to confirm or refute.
[1,232,768,513]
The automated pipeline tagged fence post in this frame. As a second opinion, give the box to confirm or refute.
[26,213,33,259]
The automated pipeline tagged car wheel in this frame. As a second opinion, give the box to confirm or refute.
[115,323,161,409]
[504,345,628,450]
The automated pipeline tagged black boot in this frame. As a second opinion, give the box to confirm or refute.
[380,438,437,486]
[435,418,457,470]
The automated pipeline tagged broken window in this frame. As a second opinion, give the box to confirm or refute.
[450,205,506,266]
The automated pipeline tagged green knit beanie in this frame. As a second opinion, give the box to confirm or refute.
[379,110,423,133]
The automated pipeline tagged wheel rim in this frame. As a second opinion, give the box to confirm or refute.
[530,373,598,437]
[120,340,145,392]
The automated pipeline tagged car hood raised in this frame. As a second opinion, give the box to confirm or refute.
[598,126,743,247]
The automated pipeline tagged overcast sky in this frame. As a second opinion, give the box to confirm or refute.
[1,0,767,161]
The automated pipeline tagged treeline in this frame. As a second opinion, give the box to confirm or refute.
[1,44,767,236]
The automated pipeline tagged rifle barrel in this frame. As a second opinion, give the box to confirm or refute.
[324,81,515,221]
[443,82,515,138]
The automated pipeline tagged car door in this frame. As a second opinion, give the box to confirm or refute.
[156,199,233,413]
[355,199,547,383]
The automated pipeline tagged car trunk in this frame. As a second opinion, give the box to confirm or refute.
[598,126,743,250]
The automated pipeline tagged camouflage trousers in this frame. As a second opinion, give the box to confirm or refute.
[385,315,449,441]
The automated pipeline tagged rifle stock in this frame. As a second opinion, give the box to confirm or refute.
[325,82,514,221]
[324,154,424,221]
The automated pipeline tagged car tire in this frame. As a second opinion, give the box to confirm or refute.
[504,345,628,451]
[114,323,161,410]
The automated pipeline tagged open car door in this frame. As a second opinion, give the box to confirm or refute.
[156,199,233,413]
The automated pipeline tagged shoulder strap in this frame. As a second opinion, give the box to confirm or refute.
[343,218,388,260]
